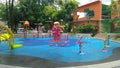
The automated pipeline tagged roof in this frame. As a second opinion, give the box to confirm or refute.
[79,0,101,7]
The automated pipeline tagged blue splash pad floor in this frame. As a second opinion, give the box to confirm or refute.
[0,37,120,62]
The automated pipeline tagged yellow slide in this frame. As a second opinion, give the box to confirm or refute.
[0,24,22,51]
[0,33,22,49]
[0,33,10,41]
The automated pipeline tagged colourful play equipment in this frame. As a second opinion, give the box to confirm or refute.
[52,21,64,42]
[103,32,110,52]
[0,24,22,51]
[77,36,83,54]
[107,34,110,46]
[0,33,10,41]
[23,20,29,38]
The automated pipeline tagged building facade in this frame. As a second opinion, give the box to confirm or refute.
[73,1,102,32]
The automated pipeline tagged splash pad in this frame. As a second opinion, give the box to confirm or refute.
[1,36,120,62]
[0,22,119,62]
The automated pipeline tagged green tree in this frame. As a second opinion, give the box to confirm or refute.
[0,0,16,32]
[107,0,120,18]
[16,0,56,26]
[0,0,79,32]
[0,3,6,20]
[107,0,120,32]
[57,0,79,32]
[57,0,79,22]
[102,4,111,17]
[43,0,79,32]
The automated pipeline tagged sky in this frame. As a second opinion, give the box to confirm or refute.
[0,0,17,4]
[77,0,111,6]
[0,0,112,5]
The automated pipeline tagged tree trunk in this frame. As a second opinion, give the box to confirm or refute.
[8,0,14,32]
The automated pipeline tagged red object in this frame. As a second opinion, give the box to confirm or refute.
[50,44,53,46]
[52,26,62,42]
[24,21,29,26]
[77,36,83,53]
[24,21,29,28]
[61,44,64,46]
[79,40,82,53]
[52,22,64,42]
[102,49,108,52]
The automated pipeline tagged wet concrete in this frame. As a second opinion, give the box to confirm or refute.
[0,47,120,68]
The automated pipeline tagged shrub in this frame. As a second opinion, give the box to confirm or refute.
[76,24,98,33]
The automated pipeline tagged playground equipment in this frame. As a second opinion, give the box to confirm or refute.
[103,33,110,52]
[52,21,64,42]
[107,34,110,46]
[23,20,29,38]
[0,24,22,51]
[77,36,83,54]
[0,33,10,41]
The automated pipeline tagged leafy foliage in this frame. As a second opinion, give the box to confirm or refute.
[0,0,79,32]
[102,4,111,16]
[0,3,6,20]
[101,20,112,33]
[107,0,119,15]
[76,24,98,33]
[106,0,120,33]
[54,0,79,22]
